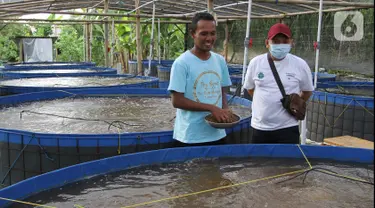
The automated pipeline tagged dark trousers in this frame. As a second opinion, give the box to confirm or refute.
[174,138,227,147]
[251,126,300,144]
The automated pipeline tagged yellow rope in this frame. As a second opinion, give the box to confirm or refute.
[1,145,370,208]
[296,145,371,183]
[0,197,56,208]
[318,169,373,183]
[354,99,374,116]
[121,168,309,208]
[297,144,312,169]
[318,99,353,128]
[316,97,373,129]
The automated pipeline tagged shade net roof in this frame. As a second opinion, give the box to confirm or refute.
[0,0,373,20]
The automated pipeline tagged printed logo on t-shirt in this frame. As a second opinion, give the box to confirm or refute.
[257,72,264,79]
[286,72,297,80]
[193,70,222,106]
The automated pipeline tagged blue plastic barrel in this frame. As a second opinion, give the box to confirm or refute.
[228,67,243,75]
[160,60,175,66]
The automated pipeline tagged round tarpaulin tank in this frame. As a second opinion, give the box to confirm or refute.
[0,144,372,207]
[128,60,158,76]
[312,72,337,82]
[228,67,243,75]
[0,88,252,186]
[0,67,117,79]
[306,81,374,142]
[128,60,175,77]
[157,65,171,89]
[3,62,96,70]
[230,72,337,87]
[0,74,159,96]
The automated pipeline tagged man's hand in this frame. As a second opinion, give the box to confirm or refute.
[210,106,232,123]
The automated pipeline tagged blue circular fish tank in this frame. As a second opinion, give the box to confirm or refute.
[0,67,117,79]
[307,81,374,142]
[3,62,96,70]
[0,88,252,186]
[128,60,175,77]
[0,74,159,95]
[0,144,372,207]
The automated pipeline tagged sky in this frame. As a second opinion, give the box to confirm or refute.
[21,12,78,20]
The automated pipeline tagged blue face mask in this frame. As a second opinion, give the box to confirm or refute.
[269,44,291,59]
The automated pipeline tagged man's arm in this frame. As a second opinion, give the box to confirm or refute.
[300,91,312,102]
[243,59,255,98]
[171,91,215,112]
[247,88,255,98]
[171,91,231,122]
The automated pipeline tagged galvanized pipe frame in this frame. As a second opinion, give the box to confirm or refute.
[0,0,372,20]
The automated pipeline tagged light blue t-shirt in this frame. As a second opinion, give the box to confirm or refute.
[167,50,232,144]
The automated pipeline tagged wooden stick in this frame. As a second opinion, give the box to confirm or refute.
[251,0,373,7]
[135,0,143,75]
[224,20,229,62]
[104,0,109,67]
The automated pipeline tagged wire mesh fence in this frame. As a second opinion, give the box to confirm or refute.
[185,8,374,76]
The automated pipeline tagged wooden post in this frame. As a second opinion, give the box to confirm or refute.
[83,23,86,61]
[18,39,23,62]
[89,23,93,62]
[86,23,91,62]
[135,0,142,75]
[184,23,188,51]
[207,0,214,13]
[104,0,109,67]
[224,20,229,62]
[207,0,217,26]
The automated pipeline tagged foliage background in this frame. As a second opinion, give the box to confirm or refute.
[0,8,373,75]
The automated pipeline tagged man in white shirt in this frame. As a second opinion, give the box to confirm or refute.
[243,23,314,144]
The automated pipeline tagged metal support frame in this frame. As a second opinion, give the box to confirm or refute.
[104,0,109,67]
[158,18,161,64]
[111,19,115,66]
[241,0,253,88]
[147,1,156,76]
[301,0,324,145]
[135,0,143,75]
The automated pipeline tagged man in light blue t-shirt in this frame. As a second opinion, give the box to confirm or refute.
[167,12,232,146]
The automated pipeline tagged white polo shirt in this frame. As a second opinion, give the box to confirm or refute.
[243,53,314,131]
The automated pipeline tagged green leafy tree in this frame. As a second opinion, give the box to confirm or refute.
[54,26,84,62]
[0,24,32,63]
